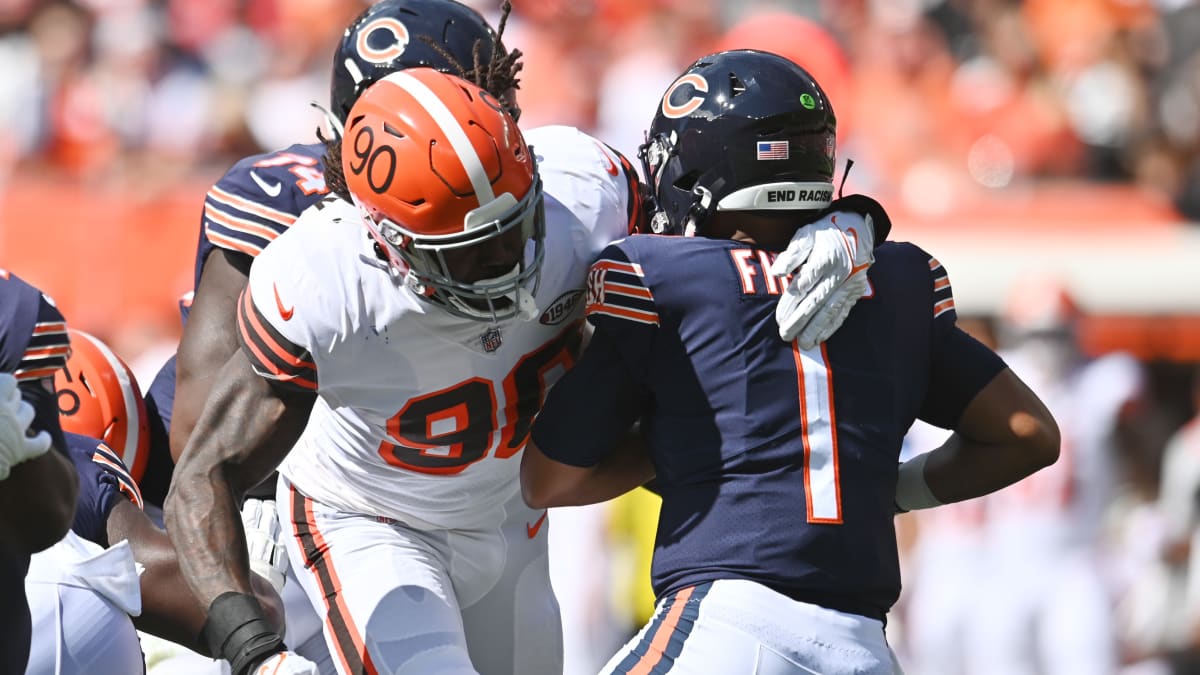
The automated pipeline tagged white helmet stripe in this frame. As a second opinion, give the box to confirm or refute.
[384,71,495,204]
[77,331,141,468]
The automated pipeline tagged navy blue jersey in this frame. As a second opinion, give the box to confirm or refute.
[65,432,143,546]
[0,270,72,674]
[532,236,1005,620]
[191,142,328,297]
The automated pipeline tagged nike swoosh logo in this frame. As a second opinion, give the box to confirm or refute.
[594,141,619,176]
[273,283,294,320]
[250,170,282,197]
[526,510,548,539]
[845,227,870,275]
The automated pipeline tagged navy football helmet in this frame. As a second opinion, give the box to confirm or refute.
[639,49,837,236]
[330,0,511,126]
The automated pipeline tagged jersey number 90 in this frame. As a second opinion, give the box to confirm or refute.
[377,325,581,474]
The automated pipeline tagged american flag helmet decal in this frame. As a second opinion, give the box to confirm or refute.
[756,140,789,160]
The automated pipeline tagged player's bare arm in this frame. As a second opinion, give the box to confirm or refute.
[107,498,285,654]
[0,379,79,554]
[165,348,314,611]
[171,249,253,462]
[521,433,654,509]
[901,367,1060,509]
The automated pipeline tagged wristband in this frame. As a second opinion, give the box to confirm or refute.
[201,591,285,675]
[894,452,943,512]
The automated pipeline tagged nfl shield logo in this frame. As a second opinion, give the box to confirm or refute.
[480,327,503,353]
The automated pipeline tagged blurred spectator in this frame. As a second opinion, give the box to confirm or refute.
[1115,367,1200,673]
[2,2,1200,671]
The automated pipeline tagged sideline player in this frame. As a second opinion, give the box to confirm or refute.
[520,49,1061,674]
[0,269,79,673]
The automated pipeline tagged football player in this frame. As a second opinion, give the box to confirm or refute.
[164,67,640,675]
[0,269,78,673]
[143,0,527,508]
[149,5,521,670]
[23,329,286,674]
[520,49,1062,674]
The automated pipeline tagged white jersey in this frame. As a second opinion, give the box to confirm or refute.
[240,126,636,531]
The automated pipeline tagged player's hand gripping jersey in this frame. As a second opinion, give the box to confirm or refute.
[533,237,1007,620]
[237,126,638,530]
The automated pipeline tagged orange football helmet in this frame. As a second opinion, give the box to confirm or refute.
[55,329,150,483]
[343,67,544,322]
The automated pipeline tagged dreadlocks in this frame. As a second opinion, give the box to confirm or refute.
[322,0,524,204]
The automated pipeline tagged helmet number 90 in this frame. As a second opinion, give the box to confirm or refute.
[349,125,397,194]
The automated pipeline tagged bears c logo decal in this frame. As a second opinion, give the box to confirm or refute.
[661,73,709,119]
[356,17,410,64]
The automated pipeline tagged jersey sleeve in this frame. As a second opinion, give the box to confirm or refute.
[585,240,660,365]
[235,230,323,393]
[531,240,659,466]
[598,140,647,236]
[917,252,1006,428]
[201,147,326,259]
[0,273,72,453]
[531,324,650,467]
[526,126,641,259]
[203,170,296,259]
[14,292,70,383]
[65,433,144,547]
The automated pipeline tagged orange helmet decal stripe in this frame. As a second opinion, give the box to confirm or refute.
[74,331,143,473]
[384,71,496,205]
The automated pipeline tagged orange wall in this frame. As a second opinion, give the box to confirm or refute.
[0,176,210,340]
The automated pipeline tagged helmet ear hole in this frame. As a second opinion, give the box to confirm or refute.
[729,73,746,96]
[383,122,406,139]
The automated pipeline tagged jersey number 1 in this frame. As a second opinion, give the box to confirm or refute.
[794,342,843,524]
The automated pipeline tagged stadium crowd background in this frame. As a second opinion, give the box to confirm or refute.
[2,0,1200,673]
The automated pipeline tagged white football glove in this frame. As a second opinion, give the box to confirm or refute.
[0,373,52,481]
[771,209,876,349]
[241,498,289,594]
[250,651,320,675]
